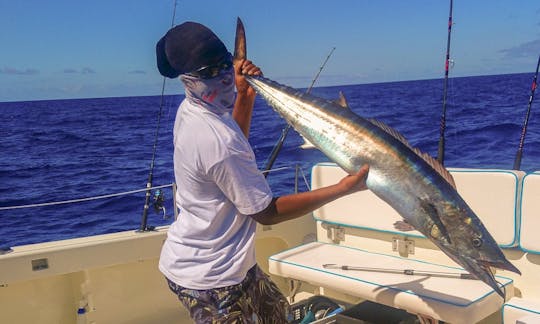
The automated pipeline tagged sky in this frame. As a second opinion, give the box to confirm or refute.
[1,0,539,102]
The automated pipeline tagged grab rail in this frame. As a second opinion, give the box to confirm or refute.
[0,183,176,211]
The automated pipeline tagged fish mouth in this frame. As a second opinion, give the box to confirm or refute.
[471,260,505,298]
[479,259,521,276]
[467,258,521,299]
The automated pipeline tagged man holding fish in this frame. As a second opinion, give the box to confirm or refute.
[155,21,369,323]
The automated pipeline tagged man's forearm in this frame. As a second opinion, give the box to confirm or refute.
[248,165,369,225]
[250,183,349,226]
[233,91,256,138]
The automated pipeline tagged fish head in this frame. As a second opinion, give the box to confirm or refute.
[419,198,520,298]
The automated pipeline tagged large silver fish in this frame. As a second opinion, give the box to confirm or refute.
[234,18,520,298]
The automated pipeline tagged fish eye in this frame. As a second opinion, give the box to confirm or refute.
[472,237,483,247]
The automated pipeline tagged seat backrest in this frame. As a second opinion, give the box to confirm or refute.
[311,163,523,247]
[450,168,523,247]
[519,172,540,254]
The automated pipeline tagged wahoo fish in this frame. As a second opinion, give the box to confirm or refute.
[234,18,520,298]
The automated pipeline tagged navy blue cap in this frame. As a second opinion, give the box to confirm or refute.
[156,22,228,78]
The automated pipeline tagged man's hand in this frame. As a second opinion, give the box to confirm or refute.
[234,59,262,96]
[232,59,262,138]
[338,164,370,195]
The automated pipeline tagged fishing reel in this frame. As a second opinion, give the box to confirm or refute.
[152,189,169,220]
[290,295,341,323]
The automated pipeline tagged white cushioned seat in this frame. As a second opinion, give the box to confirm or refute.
[312,164,523,247]
[270,242,514,324]
[450,169,522,247]
[311,163,424,237]
[519,172,540,254]
[503,297,540,323]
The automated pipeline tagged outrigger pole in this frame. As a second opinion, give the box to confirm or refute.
[139,0,178,232]
[437,0,453,165]
[262,47,336,177]
[513,55,540,170]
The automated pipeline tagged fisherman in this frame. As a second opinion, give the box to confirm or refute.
[156,21,369,323]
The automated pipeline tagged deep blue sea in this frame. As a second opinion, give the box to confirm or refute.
[1,73,539,248]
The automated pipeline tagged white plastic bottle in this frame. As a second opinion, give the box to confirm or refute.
[76,302,87,324]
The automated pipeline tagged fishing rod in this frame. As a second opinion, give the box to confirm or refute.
[513,54,540,170]
[437,0,454,165]
[262,47,336,177]
[139,0,178,232]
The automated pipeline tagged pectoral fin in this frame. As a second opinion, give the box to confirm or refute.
[393,219,416,232]
[421,199,452,244]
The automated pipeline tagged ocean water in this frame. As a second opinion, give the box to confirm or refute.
[1,73,539,248]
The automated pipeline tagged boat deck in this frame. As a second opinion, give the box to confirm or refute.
[1,166,540,323]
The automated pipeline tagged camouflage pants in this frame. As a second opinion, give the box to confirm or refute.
[166,265,290,323]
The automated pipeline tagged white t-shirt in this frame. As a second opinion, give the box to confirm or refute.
[159,99,273,290]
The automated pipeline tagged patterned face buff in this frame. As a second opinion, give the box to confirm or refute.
[180,66,235,115]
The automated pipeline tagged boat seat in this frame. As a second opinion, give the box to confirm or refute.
[519,172,540,254]
[448,168,522,247]
[270,242,513,324]
[309,164,522,247]
[503,297,540,323]
[501,172,540,323]
[269,163,523,323]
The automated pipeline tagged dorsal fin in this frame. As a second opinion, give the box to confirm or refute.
[368,118,409,145]
[413,148,456,188]
[368,118,456,189]
[335,91,349,108]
